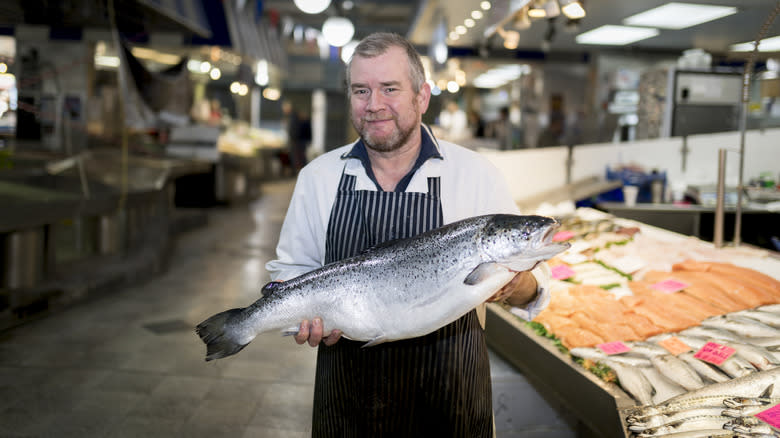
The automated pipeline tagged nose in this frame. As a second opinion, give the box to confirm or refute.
[366,90,385,112]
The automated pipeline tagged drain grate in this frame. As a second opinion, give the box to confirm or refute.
[143,319,193,335]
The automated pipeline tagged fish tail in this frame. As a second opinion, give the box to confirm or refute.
[195,308,250,361]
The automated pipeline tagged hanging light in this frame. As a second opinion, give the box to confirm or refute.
[322,16,355,47]
[560,0,586,19]
[293,0,331,14]
[340,40,359,63]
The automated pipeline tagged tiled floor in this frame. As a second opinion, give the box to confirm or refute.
[0,179,576,437]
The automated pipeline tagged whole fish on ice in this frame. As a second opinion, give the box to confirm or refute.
[196,214,569,361]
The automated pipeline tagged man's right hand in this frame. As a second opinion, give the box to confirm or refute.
[294,317,342,347]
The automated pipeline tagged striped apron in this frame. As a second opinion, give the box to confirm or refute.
[311,170,493,437]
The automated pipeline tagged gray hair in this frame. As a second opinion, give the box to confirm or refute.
[345,32,426,93]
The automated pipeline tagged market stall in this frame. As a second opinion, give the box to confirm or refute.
[486,208,780,437]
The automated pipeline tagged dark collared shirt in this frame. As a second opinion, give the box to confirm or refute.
[342,125,444,192]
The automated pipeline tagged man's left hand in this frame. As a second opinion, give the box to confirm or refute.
[487,271,538,306]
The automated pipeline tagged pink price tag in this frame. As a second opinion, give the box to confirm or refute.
[551,264,576,280]
[552,231,575,242]
[755,403,780,429]
[693,342,736,365]
[650,279,689,294]
[597,341,631,355]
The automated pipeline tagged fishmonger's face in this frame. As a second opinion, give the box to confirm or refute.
[348,46,428,153]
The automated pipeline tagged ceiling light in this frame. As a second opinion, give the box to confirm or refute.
[293,0,331,14]
[472,10,484,20]
[340,40,359,63]
[255,59,269,86]
[322,16,355,47]
[465,18,475,28]
[447,81,460,93]
[481,1,491,11]
[623,2,737,30]
[576,25,659,45]
[230,81,241,93]
[95,55,120,68]
[456,25,467,35]
[449,32,460,40]
[263,87,281,101]
[528,6,546,18]
[731,35,780,52]
[209,68,221,80]
[560,0,585,19]
[433,41,448,64]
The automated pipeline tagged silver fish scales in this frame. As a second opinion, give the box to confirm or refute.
[196,214,569,361]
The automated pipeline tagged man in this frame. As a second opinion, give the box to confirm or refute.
[266,33,551,437]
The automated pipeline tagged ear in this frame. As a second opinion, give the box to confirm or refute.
[416,81,431,114]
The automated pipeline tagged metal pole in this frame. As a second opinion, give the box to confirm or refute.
[734,1,780,246]
[714,149,727,248]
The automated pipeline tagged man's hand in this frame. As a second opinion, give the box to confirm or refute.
[294,317,342,347]
[488,271,538,307]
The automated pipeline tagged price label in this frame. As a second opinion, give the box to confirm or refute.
[651,279,689,294]
[551,264,576,280]
[597,341,631,355]
[658,336,692,355]
[552,231,575,242]
[755,403,780,429]
[693,342,736,365]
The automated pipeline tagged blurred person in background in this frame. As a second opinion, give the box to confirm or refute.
[438,99,469,142]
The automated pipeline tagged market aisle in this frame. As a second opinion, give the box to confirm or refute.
[0,179,575,438]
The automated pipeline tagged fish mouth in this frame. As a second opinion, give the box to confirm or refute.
[542,222,560,244]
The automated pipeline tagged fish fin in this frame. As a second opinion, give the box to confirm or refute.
[261,281,283,296]
[195,308,250,361]
[280,326,300,336]
[464,263,501,285]
[362,335,388,348]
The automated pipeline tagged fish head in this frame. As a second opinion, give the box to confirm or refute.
[478,214,570,272]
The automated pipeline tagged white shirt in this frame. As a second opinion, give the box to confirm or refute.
[266,136,551,321]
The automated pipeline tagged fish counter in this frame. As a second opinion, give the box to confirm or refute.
[485,208,780,437]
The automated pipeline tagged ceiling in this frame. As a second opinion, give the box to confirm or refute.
[264,0,780,58]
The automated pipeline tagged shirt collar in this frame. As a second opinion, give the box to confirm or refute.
[341,124,443,192]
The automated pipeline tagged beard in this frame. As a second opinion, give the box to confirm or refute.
[352,108,419,153]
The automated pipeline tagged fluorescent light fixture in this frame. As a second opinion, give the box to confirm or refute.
[481,1,491,11]
[576,25,659,46]
[95,55,120,68]
[731,35,780,52]
[624,2,737,30]
[473,64,529,89]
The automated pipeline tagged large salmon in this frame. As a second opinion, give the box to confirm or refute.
[196,214,569,361]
